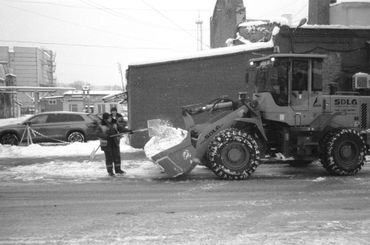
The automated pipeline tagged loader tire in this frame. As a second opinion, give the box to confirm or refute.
[320,129,366,176]
[207,128,260,180]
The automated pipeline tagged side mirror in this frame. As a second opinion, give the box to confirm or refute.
[23,121,32,126]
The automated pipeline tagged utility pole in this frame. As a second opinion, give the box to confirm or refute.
[196,14,203,51]
[118,63,126,92]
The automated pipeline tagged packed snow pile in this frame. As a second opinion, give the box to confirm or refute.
[0,138,140,159]
[144,123,187,159]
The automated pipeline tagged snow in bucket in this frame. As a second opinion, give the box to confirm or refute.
[143,120,187,159]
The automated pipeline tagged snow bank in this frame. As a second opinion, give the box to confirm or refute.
[1,158,161,183]
[144,124,187,159]
[0,138,140,159]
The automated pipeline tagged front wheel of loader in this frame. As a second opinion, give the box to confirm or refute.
[320,129,366,176]
[207,128,260,180]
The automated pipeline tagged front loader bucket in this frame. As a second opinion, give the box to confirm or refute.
[151,134,198,178]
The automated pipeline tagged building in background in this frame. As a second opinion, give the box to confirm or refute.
[39,95,64,112]
[330,1,370,26]
[59,90,124,115]
[210,0,245,48]
[211,0,370,49]
[308,0,331,25]
[309,0,370,26]
[0,46,56,115]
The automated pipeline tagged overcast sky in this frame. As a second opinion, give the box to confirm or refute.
[0,0,310,87]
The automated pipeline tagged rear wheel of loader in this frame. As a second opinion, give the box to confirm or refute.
[207,128,260,180]
[320,129,366,175]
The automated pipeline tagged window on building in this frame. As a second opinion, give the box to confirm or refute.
[0,65,5,83]
[69,104,78,112]
[48,99,57,105]
[98,104,106,114]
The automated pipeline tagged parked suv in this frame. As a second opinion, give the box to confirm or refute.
[0,111,101,145]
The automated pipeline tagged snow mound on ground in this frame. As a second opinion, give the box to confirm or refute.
[144,125,187,159]
[0,137,140,159]
[1,158,161,183]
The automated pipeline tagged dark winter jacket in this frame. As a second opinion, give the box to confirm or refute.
[98,122,120,152]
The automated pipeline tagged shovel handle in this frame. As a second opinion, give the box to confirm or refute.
[109,128,148,137]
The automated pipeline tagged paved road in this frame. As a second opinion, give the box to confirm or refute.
[1,156,370,244]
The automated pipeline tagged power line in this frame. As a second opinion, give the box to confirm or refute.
[78,0,190,32]
[140,0,210,49]
[1,0,213,12]
[0,39,185,51]
[0,1,172,46]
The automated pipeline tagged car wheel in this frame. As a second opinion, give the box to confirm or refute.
[1,133,19,145]
[67,131,85,143]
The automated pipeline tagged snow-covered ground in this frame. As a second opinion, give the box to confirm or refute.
[0,137,160,183]
[0,116,189,184]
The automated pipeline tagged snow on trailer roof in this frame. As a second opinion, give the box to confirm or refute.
[128,40,275,67]
[102,91,127,102]
[42,95,64,99]
[250,53,327,62]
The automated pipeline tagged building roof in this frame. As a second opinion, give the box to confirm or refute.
[331,0,370,7]
[102,91,127,103]
[128,38,275,67]
[64,90,122,95]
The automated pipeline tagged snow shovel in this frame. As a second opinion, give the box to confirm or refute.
[109,128,149,138]
[150,133,199,178]
[89,145,100,162]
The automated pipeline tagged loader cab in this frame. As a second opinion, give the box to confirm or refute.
[249,53,326,110]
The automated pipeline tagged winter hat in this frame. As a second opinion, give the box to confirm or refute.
[102,112,110,120]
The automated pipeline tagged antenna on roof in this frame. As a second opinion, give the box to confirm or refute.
[117,63,126,92]
[195,12,203,51]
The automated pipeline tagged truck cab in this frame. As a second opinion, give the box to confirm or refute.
[249,53,327,127]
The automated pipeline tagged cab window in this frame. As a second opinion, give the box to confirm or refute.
[292,60,308,91]
[312,59,323,91]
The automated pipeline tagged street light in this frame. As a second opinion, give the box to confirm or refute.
[82,84,90,112]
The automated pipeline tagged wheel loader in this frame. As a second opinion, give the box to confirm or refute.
[151,53,370,179]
